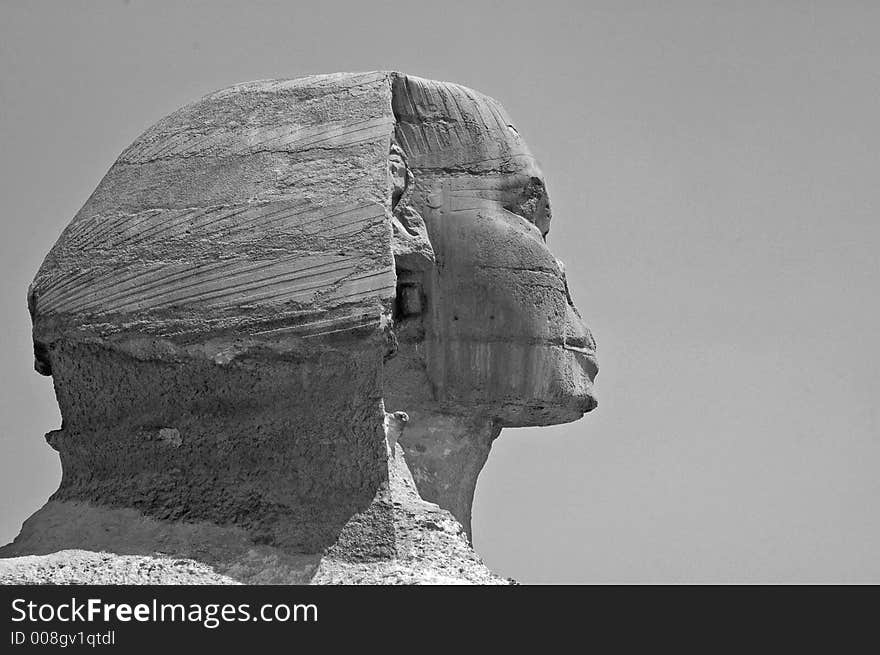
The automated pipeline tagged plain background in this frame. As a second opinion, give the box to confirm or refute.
[1,0,878,583]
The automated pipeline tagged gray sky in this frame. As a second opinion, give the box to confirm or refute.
[1,0,878,582]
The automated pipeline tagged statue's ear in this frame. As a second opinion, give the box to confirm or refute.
[391,208,434,272]
[389,141,435,273]
[391,206,433,324]
[388,141,434,327]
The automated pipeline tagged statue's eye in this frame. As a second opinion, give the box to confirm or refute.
[524,176,545,199]
[503,177,551,238]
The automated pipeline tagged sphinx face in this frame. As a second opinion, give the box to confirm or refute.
[388,75,597,428]
[412,168,597,427]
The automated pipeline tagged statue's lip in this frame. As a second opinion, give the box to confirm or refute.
[583,394,599,413]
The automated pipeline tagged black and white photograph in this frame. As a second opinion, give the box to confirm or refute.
[0,0,877,643]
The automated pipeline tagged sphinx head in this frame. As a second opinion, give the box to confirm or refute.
[28,72,596,548]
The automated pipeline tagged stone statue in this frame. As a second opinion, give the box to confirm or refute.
[0,72,597,584]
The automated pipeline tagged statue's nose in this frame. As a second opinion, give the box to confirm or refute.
[555,258,598,381]
[563,302,598,376]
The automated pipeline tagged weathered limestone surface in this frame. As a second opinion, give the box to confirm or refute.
[2,72,597,584]
[0,551,240,585]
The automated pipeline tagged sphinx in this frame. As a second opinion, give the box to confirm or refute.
[0,72,597,584]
